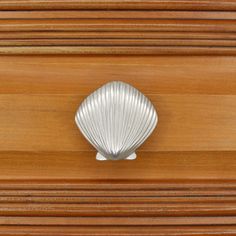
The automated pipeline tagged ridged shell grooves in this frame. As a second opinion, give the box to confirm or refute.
[75,81,158,160]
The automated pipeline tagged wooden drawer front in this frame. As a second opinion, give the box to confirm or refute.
[1,54,236,235]
[0,55,235,180]
[1,1,236,235]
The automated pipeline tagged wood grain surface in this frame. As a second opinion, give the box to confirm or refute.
[0,94,236,152]
[1,2,236,55]
[1,19,236,32]
[0,181,234,229]
[0,225,236,236]
[0,151,234,180]
[0,0,236,234]
[1,10,236,20]
[0,54,235,233]
[1,0,236,10]
[0,55,235,95]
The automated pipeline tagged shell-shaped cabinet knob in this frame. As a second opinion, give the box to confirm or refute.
[75,81,158,161]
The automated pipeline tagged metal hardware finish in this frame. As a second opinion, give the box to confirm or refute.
[75,81,158,161]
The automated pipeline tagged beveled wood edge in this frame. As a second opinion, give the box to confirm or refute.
[0,179,235,189]
[1,46,236,55]
[0,226,236,236]
[1,0,236,11]
[1,216,236,226]
[2,39,236,47]
[1,10,236,20]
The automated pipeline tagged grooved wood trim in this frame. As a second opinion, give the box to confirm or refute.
[1,2,236,54]
[4,39,236,47]
[0,94,236,152]
[1,226,236,236]
[1,19,236,32]
[2,46,236,55]
[0,181,234,229]
[1,32,236,40]
[1,11,236,20]
[0,0,236,10]
[2,216,236,226]
[0,181,235,234]
[2,201,236,217]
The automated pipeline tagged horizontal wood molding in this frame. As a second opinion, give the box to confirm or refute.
[2,46,236,55]
[4,39,236,47]
[0,226,236,236]
[0,94,236,152]
[2,32,236,40]
[2,216,236,226]
[1,11,236,20]
[1,1,236,54]
[0,180,235,233]
[1,19,236,32]
[1,0,236,11]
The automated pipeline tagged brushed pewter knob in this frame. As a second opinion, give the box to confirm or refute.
[75,81,158,161]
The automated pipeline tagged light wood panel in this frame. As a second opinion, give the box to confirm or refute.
[0,56,235,95]
[0,151,235,180]
[0,94,235,152]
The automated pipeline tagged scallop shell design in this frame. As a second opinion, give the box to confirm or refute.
[75,81,158,161]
